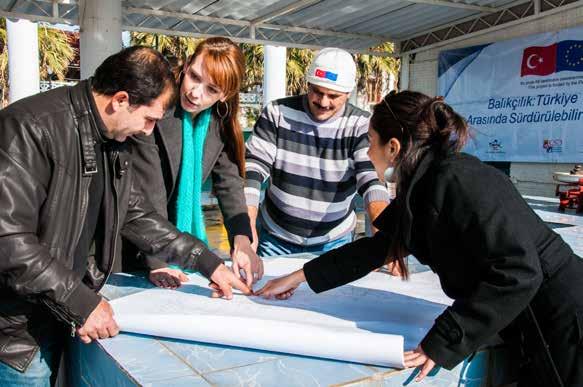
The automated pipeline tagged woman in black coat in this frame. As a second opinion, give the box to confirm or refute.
[126,37,263,289]
[256,90,583,386]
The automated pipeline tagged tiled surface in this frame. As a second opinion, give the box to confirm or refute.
[525,195,583,257]
[76,196,581,386]
[201,357,375,386]
[343,351,490,387]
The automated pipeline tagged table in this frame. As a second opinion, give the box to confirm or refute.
[68,196,583,386]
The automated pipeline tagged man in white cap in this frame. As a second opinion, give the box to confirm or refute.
[244,48,390,256]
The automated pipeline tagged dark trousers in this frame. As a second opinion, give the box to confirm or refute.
[515,254,583,387]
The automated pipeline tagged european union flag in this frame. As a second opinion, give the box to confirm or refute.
[556,40,583,72]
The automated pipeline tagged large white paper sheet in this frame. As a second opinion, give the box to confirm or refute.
[111,258,451,368]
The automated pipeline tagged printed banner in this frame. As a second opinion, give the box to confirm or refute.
[438,26,583,162]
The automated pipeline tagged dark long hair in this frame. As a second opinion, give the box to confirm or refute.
[183,37,246,177]
[371,90,470,278]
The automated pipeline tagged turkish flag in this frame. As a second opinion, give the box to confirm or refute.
[314,68,326,78]
[521,44,557,76]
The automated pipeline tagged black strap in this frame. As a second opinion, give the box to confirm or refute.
[68,81,98,176]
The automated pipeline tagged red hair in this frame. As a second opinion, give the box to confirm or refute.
[185,37,246,177]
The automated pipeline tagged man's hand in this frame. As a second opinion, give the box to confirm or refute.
[231,235,264,287]
[255,269,306,300]
[76,299,119,344]
[209,264,253,300]
[149,267,189,289]
[247,205,259,252]
[404,345,436,382]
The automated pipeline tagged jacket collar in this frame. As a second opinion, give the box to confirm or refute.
[84,78,109,144]
[69,79,108,176]
[156,104,222,187]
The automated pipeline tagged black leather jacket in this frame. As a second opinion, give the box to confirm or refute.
[0,81,222,372]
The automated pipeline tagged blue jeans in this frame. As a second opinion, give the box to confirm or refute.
[0,334,60,387]
[257,226,353,257]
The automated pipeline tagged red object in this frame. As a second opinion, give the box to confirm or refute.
[555,178,583,213]
[314,68,326,78]
[521,44,557,76]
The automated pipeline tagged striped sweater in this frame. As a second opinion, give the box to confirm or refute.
[245,95,390,246]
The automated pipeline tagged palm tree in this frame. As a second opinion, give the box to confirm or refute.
[0,20,7,105]
[240,43,263,91]
[239,43,399,102]
[240,44,316,95]
[130,31,200,69]
[0,19,75,107]
[286,48,314,95]
[37,24,75,81]
[354,42,399,104]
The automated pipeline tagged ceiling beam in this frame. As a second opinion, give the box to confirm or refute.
[401,0,582,55]
[125,7,249,27]
[125,6,393,41]
[399,0,530,41]
[125,25,398,57]
[6,0,19,12]
[405,0,497,12]
[250,0,320,25]
[0,9,72,24]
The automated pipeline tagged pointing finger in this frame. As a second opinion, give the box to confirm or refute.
[230,275,252,296]
[415,360,436,382]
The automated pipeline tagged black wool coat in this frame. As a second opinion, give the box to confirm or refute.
[303,151,582,371]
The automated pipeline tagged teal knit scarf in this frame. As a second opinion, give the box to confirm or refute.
[175,108,211,245]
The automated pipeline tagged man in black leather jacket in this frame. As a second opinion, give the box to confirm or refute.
[0,46,250,386]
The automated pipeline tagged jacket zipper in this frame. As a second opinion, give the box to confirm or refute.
[39,298,81,337]
[97,150,121,292]
[49,160,92,335]
[71,178,92,263]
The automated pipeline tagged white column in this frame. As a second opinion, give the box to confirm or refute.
[399,54,410,91]
[263,45,287,106]
[6,19,39,104]
[80,0,122,79]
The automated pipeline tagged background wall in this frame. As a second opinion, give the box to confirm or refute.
[405,6,583,196]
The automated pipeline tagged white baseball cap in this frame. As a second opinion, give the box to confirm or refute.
[305,48,356,93]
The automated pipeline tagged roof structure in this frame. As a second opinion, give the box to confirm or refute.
[0,0,580,56]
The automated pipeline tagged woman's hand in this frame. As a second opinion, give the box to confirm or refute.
[255,269,306,300]
[149,267,189,289]
[231,235,264,287]
[404,345,436,382]
[208,264,252,300]
[385,260,403,276]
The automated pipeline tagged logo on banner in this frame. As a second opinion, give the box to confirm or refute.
[487,139,504,153]
[314,68,338,81]
[543,138,563,153]
[521,40,583,76]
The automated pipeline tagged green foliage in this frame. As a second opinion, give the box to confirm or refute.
[37,24,75,80]
[239,42,399,102]
[286,48,314,95]
[126,31,400,103]
[130,31,201,69]
[0,19,7,105]
[0,19,75,107]
[354,42,400,103]
[240,43,263,91]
